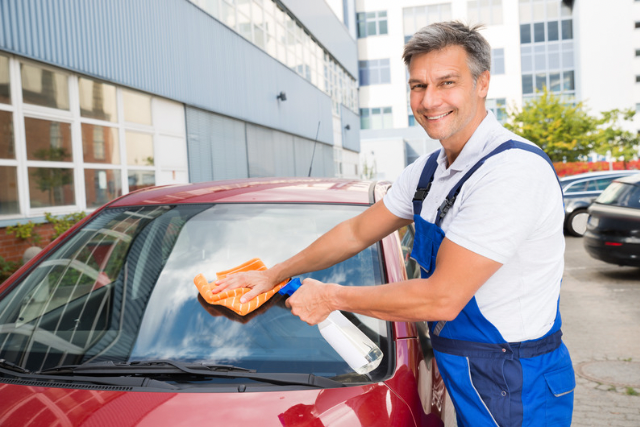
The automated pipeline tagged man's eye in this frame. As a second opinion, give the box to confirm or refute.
[442,81,454,86]
[411,84,426,90]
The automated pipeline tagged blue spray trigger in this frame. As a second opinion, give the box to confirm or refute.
[278,278,302,296]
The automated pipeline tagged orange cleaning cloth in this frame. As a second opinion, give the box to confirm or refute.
[194,258,287,316]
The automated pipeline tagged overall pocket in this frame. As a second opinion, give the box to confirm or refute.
[543,364,575,426]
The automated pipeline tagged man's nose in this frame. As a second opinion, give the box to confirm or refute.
[420,86,441,110]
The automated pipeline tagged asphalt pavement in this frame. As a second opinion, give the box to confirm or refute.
[561,236,640,426]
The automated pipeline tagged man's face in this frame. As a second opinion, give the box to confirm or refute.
[408,45,489,150]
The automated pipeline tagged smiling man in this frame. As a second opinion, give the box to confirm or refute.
[214,22,574,426]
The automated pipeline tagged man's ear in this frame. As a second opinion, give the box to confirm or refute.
[477,70,490,98]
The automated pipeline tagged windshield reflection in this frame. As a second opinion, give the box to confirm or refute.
[0,204,389,381]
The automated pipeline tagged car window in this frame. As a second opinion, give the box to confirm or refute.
[564,181,587,193]
[584,180,599,191]
[596,182,640,208]
[0,204,390,382]
[594,177,616,191]
[399,226,420,280]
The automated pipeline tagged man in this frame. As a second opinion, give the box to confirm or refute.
[215,22,574,427]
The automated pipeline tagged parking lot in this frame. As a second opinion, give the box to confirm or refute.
[561,236,640,426]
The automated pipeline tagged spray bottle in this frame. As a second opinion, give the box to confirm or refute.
[279,278,383,375]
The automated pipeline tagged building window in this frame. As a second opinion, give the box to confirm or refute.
[636,75,640,83]
[561,20,573,39]
[492,48,505,75]
[360,107,392,130]
[408,114,417,127]
[635,22,640,29]
[359,59,391,85]
[190,0,358,114]
[486,98,507,123]
[519,0,575,100]
[467,0,502,25]
[0,55,10,104]
[0,56,186,220]
[357,11,388,38]
[403,4,452,43]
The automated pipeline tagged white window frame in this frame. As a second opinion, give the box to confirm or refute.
[0,55,167,221]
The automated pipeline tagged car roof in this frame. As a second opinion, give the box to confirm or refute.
[109,177,385,207]
[559,170,638,182]
[613,173,640,185]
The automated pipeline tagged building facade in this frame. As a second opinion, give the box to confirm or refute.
[0,0,360,230]
[356,0,639,181]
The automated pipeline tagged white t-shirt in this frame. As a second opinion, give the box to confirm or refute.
[384,111,565,342]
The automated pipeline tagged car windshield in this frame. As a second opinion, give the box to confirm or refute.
[595,182,640,208]
[0,204,389,383]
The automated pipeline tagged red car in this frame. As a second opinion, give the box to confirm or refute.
[0,178,454,426]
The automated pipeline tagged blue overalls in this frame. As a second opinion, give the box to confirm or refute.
[411,140,575,427]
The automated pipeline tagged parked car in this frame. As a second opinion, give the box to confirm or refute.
[583,173,640,267]
[0,177,454,426]
[559,170,639,237]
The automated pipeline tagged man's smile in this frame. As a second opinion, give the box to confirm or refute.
[425,111,453,120]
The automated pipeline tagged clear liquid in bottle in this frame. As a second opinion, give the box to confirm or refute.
[318,311,383,375]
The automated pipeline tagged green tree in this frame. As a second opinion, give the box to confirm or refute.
[505,87,599,162]
[593,108,640,167]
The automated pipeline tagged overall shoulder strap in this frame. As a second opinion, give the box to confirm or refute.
[434,140,559,226]
[412,151,440,216]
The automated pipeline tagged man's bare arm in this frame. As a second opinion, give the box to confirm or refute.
[286,237,502,324]
[213,200,412,302]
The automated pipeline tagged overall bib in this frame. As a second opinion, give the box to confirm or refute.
[411,140,575,427]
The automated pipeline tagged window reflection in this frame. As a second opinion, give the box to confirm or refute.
[0,110,14,159]
[189,0,358,113]
[25,118,73,162]
[128,170,155,192]
[21,63,69,110]
[82,124,120,164]
[125,131,154,166]
[123,90,152,125]
[0,55,10,104]
[79,77,118,122]
[28,167,75,208]
[0,206,171,371]
[85,169,122,208]
[0,166,19,215]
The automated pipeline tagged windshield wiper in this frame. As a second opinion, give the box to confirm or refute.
[39,359,254,375]
[39,359,344,389]
[0,358,31,374]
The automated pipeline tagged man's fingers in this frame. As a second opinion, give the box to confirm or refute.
[240,287,264,304]
[212,275,245,293]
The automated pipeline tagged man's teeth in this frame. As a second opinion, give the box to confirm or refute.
[427,112,451,120]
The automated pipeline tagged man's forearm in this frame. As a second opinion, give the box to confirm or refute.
[269,201,411,283]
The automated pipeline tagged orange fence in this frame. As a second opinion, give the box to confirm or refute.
[553,161,640,177]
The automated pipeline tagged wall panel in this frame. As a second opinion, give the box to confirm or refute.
[0,0,335,146]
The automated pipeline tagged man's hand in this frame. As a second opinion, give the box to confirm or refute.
[213,269,278,303]
[285,278,339,325]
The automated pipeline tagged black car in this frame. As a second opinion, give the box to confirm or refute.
[559,170,639,237]
[583,174,640,267]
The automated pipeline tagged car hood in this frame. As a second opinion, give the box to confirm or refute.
[0,382,414,426]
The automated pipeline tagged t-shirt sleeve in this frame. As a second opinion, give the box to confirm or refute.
[383,156,428,220]
[445,151,562,264]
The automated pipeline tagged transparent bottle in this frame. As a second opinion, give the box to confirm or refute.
[279,278,383,375]
[318,311,383,374]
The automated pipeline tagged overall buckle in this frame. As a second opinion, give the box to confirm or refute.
[438,196,456,221]
[413,183,432,201]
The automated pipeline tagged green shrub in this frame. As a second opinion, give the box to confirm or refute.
[6,221,41,246]
[45,212,87,239]
[0,256,21,284]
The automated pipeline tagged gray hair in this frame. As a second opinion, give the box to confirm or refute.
[403,21,491,82]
